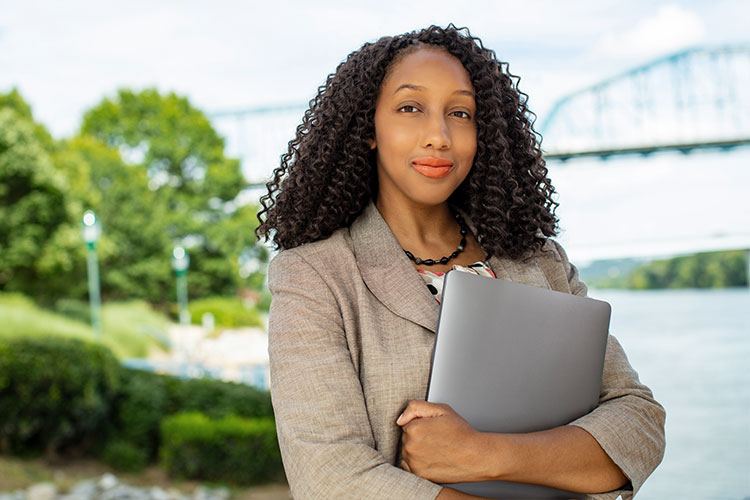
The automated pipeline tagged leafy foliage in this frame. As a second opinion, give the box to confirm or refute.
[587,250,749,289]
[0,333,276,475]
[0,337,121,456]
[164,375,274,420]
[103,368,273,470]
[0,108,70,296]
[160,412,282,485]
[79,88,267,301]
[81,88,244,205]
[0,88,54,149]
[100,439,148,473]
[107,368,169,462]
[39,136,174,302]
[1,88,268,304]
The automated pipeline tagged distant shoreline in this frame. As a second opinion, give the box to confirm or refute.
[579,249,749,290]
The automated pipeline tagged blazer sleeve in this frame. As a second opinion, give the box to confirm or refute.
[551,241,667,500]
[267,250,443,500]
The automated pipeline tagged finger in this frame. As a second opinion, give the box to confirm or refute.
[400,459,412,472]
[396,399,449,426]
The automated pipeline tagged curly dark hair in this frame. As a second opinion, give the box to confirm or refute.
[256,24,558,260]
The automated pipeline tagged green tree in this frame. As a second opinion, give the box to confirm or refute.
[81,89,244,210]
[80,89,266,299]
[623,250,748,289]
[1,88,265,304]
[52,136,174,302]
[0,107,70,296]
[0,88,55,150]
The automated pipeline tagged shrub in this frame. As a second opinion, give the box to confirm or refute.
[160,412,282,485]
[100,439,148,473]
[108,368,168,459]
[188,296,263,328]
[165,376,274,420]
[102,369,273,463]
[0,328,274,469]
[0,336,120,456]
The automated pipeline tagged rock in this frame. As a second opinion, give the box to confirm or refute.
[191,487,207,500]
[147,488,168,500]
[3,474,244,500]
[70,480,97,500]
[57,494,91,500]
[27,484,56,500]
[165,489,186,500]
[0,491,26,500]
[202,488,229,500]
[213,488,229,500]
[194,485,231,500]
[99,485,149,500]
[98,475,118,491]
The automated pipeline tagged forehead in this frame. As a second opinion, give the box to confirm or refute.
[380,47,474,94]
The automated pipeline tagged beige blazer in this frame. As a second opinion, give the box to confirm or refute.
[268,202,666,500]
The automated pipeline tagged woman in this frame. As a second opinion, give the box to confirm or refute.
[256,25,665,500]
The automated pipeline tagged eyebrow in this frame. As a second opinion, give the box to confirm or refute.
[393,84,474,98]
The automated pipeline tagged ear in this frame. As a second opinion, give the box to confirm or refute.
[368,137,376,150]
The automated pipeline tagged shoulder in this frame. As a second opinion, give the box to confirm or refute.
[268,227,358,289]
[532,239,587,296]
[535,238,567,266]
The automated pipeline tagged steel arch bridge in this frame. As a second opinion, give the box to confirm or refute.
[539,45,750,161]
[211,44,750,184]
[211,45,750,266]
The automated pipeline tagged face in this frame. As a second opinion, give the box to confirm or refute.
[371,47,477,209]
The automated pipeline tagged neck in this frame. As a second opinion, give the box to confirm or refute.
[375,194,458,248]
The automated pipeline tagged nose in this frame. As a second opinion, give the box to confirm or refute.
[422,113,451,150]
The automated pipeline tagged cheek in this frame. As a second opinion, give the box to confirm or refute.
[376,123,413,161]
[459,129,477,162]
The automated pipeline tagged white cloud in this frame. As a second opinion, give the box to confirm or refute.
[594,4,707,60]
[0,0,743,138]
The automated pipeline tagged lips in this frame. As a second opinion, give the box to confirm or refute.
[411,157,455,179]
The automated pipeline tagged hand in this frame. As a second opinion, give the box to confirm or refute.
[396,399,486,483]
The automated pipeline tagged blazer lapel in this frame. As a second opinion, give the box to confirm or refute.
[350,203,440,333]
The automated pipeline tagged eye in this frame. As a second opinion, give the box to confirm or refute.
[398,105,420,113]
[450,110,472,119]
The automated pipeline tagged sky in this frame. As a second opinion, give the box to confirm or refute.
[2,0,748,137]
[1,0,749,261]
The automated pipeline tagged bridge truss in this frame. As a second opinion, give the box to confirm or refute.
[539,45,750,161]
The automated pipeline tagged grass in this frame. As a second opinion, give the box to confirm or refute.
[0,293,169,359]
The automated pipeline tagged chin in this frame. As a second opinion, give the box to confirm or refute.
[406,189,456,208]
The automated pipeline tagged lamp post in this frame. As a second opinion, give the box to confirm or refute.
[172,246,190,325]
[81,210,102,336]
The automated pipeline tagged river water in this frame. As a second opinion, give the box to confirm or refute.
[588,288,750,500]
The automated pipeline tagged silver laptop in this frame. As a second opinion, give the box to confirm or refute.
[426,271,611,499]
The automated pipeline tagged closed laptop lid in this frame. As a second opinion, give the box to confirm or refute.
[426,271,611,499]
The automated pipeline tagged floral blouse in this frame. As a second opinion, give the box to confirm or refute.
[417,261,496,304]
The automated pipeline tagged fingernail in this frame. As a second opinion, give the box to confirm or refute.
[396,412,404,424]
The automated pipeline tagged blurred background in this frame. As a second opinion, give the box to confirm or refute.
[1,1,748,499]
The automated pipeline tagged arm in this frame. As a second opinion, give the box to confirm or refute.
[553,240,667,498]
[398,400,626,492]
[400,242,666,498]
[268,250,443,500]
